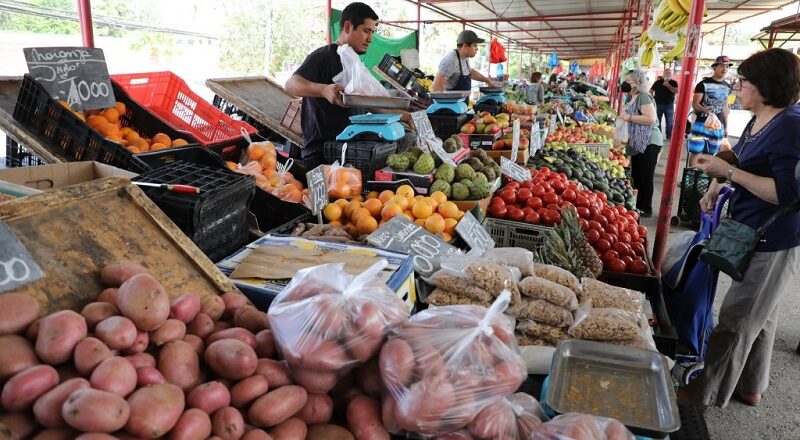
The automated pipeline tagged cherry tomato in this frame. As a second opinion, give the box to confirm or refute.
[586,229,601,244]
[607,258,628,272]
[628,258,649,274]
[602,249,620,263]
[576,206,591,219]
[630,242,646,257]
[596,239,612,252]
[562,189,577,203]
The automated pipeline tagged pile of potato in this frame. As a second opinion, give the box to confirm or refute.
[0,262,387,439]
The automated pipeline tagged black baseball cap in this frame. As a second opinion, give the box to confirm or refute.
[457,30,485,45]
[712,55,733,67]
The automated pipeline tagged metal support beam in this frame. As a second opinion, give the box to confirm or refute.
[77,0,93,48]
[721,23,728,55]
[326,0,332,44]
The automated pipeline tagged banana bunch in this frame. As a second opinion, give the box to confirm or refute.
[656,0,708,33]
[641,47,656,67]
[661,33,686,63]
[640,31,657,49]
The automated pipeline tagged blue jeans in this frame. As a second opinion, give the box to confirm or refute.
[656,102,675,140]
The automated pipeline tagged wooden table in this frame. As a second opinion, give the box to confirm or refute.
[0,77,66,164]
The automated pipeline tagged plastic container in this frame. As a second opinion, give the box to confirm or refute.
[5,138,45,168]
[473,102,504,115]
[484,217,554,252]
[377,53,414,88]
[133,161,256,262]
[111,72,257,151]
[428,112,469,140]
[323,140,398,190]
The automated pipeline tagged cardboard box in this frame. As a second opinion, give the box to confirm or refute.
[0,162,137,195]
[458,132,501,149]
[485,148,530,165]
[452,177,501,212]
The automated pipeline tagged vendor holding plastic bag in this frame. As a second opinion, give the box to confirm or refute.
[284,2,411,169]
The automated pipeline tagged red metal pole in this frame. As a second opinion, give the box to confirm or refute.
[326,0,332,44]
[617,1,633,113]
[77,0,94,48]
[416,1,421,50]
[720,23,728,55]
[652,0,707,274]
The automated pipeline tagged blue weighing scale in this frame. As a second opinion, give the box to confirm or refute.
[427,91,470,115]
[336,113,406,141]
[475,86,507,105]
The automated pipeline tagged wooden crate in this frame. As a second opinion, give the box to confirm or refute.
[0,176,235,313]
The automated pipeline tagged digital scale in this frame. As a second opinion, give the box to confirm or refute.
[426,91,470,115]
[475,86,507,105]
[336,113,406,142]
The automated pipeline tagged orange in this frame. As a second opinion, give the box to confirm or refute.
[330,182,352,199]
[357,215,378,235]
[329,220,343,227]
[444,218,458,235]
[126,146,141,154]
[171,138,188,147]
[351,195,364,203]
[381,202,403,221]
[125,131,140,143]
[323,203,342,222]
[414,195,424,201]
[107,135,124,145]
[454,210,465,220]
[115,101,126,115]
[366,191,379,199]
[345,223,360,238]
[424,213,446,234]
[411,200,433,219]
[334,198,349,209]
[402,211,415,221]
[414,218,426,227]
[390,195,409,211]
[344,200,362,220]
[101,107,120,123]
[438,201,460,219]
[424,196,439,212]
[132,138,150,151]
[152,133,172,146]
[430,191,448,205]
[351,207,371,224]
[378,190,395,204]
[226,161,237,171]
[396,184,415,198]
[120,127,132,137]
[363,198,383,218]
[98,123,120,138]
[150,142,168,151]
[248,143,266,161]
[442,232,453,242]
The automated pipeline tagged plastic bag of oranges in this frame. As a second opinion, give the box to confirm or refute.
[231,141,308,204]
[324,161,362,199]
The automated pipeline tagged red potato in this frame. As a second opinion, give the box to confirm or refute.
[400,376,455,429]
[123,329,149,354]
[266,417,306,440]
[96,288,119,306]
[26,317,42,342]
[32,428,79,440]
[182,334,205,356]
[159,340,203,392]
[125,383,185,439]
[201,295,226,321]
[35,310,87,364]
[125,352,156,369]
[0,334,39,380]
[347,395,389,440]
[91,356,137,397]
[230,375,269,409]
[206,327,256,348]
[346,332,382,364]
[241,429,274,440]
[355,358,382,398]
[56,364,82,383]
[221,291,249,319]
[73,337,114,375]
[205,339,258,380]
[0,413,37,440]
[62,388,130,433]
[2,364,59,411]
[168,408,212,440]
[255,359,293,388]
[74,434,118,440]
[81,302,119,331]
[187,381,231,414]
[379,338,416,387]
[212,406,245,440]
[170,292,201,323]
[187,313,215,339]
[292,368,338,394]
[380,395,400,433]
[254,330,276,358]
[149,319,186,346]
[233,306,269,333]
[214,321,232,332]
[95,316,138,351]
[0,292,41,335]
[468,400,515,440]
[33,377,91,428]
[100,261,149,287]
[248,385,308,428]
[296,393,333,425]
[283,337,350,372]
[306,424,354,440]
[137,366,166,386]
[117,273,170,331]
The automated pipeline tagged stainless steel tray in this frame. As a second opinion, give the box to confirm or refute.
[479,86,504,93]
[341,90,411,110]
[429,91,471,100]
[546,339,680,438]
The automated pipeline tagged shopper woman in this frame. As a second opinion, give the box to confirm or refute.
[619,69,662,217]
[526,72,545,105]
[678,48,800,409]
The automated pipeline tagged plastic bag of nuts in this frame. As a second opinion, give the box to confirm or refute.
[516,320,570,345]
[568,302,641,341]
[508,298,573,328]
[533,263,580,293]
[428,288,493,308]
[516,333,555,347]
[428,272,494,303]
[579,278,645,314]
[519,276,578,311]
[485,248,535,277]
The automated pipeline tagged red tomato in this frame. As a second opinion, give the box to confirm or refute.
[524,211,540,224]
[489,203,507,219]
[625,224,638,236]
[601,207,617,222]
[490,196,505,208]
[500,190,517,205]
[588,220,602,231]
[542,192,559,205]
[628,258,649,274]
[520,180,534,190]
[558,172,568,181]
[541,209,560,226]
[615,205,627,215]
[531,184,546,198]
[596,239,612,252]
[576,206,591,219]
[551,180,566,194]
[596,191,608,203]
[506,181,520,190]
[592,214,608,228]
[575,195,590,208]
[562,189,577,203]
[638,225,648,237]
[507,206,524,222]
[588,205,600,219]
[551,210,562,225]
[618,231,632,244]
[526,197,543,210]
[600,232,616,244]
[604,224,619,236]
[567,182,580,192]
[539,166,551,175]
[579,218,590,231]
[522,207,534,217]
[613,242,632,257]
[627,210,640,222]
[602,249,620,263]
[541,182,553,193]
[546,203,560,211]
[630,242,646,257]
[517,188,533,205]
[586,229,601,244]
[607,258,627,272]
[622,255,634,267]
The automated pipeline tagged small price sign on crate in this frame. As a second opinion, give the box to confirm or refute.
[455,211,495,254]
[368,215,460,277]
[306,165,328,223]
[411,110,455,167]
[500,157,531,183]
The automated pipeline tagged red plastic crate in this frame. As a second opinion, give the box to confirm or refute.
[111,71,257,148]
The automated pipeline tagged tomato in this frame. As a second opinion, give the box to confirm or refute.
[489,203,507,219]
[507,206,524,222]
[551,180,566,194]
[522,207,534,217]
[604,224,619,236]
[617,231,632,244]
[601,207,617,222]
[520,180,533,190]
[516,188,533,205]
[526,197,543,210]
[596,191,608,203]
[600,232,616,244]
[628,258,649,274]
[586,229,601,244]
[607,258,627,272]
[539,166,551,175]
[576,206,591,219]
[551,210,562,225]
[622,255,634,267]
[627,210,640,222]
[524,211,540,224]
[541,209,560,226]
[531,184,546,197]
[562,189,577,203]
[546,203,560,211]
[558,172,568,181]
[579,218,590,231]
[592,214,608,228]
[542,192,559,205]
[596,239,612,252]
[588,220,602,231]
[638,225,648,237]
[506,181,520,191]
[541,182,553,193]
[613,242,631,257]
[490,196,505,208]
[615,205,627,215]
[500,190,517,205]
[602,249,620,263]
[630,242,645,257]
[567,182,580,192]
[588,205,600,219]
[575,195,590,208]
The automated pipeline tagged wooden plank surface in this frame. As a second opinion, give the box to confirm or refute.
[0,176,234,313]
[205,76,304,147]
[0,76,66,164]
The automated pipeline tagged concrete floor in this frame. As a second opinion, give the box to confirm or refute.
[645,135,800,440]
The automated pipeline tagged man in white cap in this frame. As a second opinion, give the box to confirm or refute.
[432,30,496,93]
[693,55,733,130]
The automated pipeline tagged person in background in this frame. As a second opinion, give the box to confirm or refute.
[693,55,733,130]
[548,73,560,93]
[619,69,662,218]
[525,72,545,105]
[650,68,679,142]
[678,48,800,410]
[432,30,495,93]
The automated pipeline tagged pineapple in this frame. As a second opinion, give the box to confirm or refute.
[535,207,602,278]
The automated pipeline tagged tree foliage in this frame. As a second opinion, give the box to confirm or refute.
[0,0,79,34]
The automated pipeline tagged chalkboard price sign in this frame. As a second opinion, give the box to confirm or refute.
[23,47,116,111]
[411,111,455,167]
[306,165,328,221]
[367,215,460,277]
[455,211,495,254]
[500,157,531,183]
[0,220,44,293]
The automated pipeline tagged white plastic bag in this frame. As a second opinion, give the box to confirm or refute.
[467,392,548,439]
[333,44,390,97]
[614,117,629,144]
[528,413,635,440]
[267,260,409,393]
[379,291,527,436]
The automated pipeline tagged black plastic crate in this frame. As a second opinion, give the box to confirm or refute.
[323,140,397,189]
[137,146,229,170]
[133,161,255,262]
[676,167,710,229]
[211,95,303,159]
[473,102,504,115]
[5,138,46,168]
[377,54,414,88]
[428,113,470,140]
[598,271,678,358]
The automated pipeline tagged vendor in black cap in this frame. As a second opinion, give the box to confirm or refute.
[432,30,496,93]
[693,55,733,130]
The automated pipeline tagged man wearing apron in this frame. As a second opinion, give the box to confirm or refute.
[432,30,496,97]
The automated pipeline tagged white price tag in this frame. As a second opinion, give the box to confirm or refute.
[511,119,521,160]
[500,157,530,182]
[455,211,495,254]
[556,110,565,126]
[411,110,455,167]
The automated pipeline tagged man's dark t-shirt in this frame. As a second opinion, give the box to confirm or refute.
[693,77,731,122]
[293,44,355,158]
[651,78,678,104]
